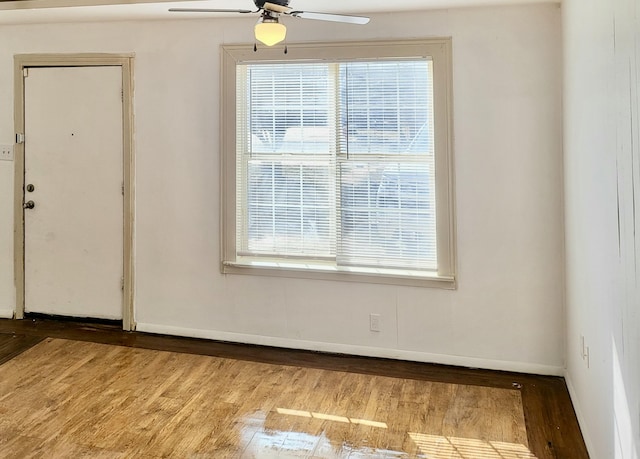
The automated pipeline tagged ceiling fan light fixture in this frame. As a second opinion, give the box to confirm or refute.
[255,16,287,46]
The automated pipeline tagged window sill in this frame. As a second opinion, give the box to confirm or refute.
[222,260,456,289]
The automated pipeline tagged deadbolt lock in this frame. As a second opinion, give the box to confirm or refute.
[26,184,35,192]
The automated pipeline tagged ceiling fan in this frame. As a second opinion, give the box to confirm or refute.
[169,0,370,47]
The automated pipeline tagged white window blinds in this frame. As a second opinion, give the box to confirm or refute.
[236,59,437,273]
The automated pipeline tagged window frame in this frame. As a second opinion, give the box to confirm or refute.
[221,39,456,289]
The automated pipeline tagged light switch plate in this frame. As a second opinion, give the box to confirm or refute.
[0,145,14,161]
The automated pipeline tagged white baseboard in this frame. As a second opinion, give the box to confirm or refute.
[0,309,14,319]
[136,322,564,376]
[564,370,595,458]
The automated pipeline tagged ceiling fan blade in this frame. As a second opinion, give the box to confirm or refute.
[263,2,292,14]
[168,8,254,13]
[290,11,370,25]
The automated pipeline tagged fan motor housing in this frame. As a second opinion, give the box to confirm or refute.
[255,0,290,8]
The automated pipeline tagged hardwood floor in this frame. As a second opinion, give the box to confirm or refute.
[0,318,588,458]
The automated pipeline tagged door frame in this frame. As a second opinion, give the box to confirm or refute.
[13,54,135,331]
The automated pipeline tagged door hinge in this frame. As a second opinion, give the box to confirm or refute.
[16,133,25,144]
[121,277,124,291]
[121,182,124,196]
[23,68,28,78]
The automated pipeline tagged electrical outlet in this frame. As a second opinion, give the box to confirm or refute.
[584,346,590,369]
[584,346,591,369]
[369,313,381,332]
[0,145,14,161]
[580,335,590,368]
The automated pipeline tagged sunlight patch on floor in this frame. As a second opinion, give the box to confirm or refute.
[277,407,389,429]
[408,432,537,459]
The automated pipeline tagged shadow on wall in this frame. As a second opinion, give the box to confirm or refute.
[612,338,639,459]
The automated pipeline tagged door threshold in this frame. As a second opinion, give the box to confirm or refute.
[23,313,123,328]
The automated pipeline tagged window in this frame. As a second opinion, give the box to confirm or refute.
[221,40,455,288]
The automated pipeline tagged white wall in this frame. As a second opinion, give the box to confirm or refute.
[0,4,564,374]
[563,0,640,457]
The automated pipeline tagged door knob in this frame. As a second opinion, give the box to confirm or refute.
[23,200,35,209]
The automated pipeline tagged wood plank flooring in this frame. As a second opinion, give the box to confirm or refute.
[0,318,589,458]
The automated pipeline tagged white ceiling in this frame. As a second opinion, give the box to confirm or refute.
[0,0,558,25]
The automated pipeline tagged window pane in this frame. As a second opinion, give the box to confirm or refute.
[338,161,436,270]
[247,64,332,155]
[339,61,433,156]
[245,160,334,257]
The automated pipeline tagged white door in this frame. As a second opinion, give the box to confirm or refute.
[23,66,124,320]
